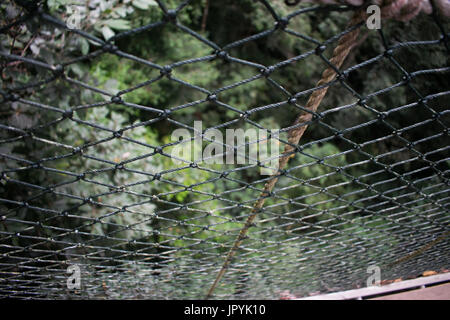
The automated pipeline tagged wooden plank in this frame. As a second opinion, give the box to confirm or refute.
[298,272,450,300]
[370,282,450,300]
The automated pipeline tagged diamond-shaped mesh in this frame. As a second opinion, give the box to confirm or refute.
[0,0,449,299]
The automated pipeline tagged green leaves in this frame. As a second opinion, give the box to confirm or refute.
[132,0,158,10]
[79,38,90,55]
[100,18,132,39]
[47,0,72,11]
[101,26,115,40]
[103,19,132,30]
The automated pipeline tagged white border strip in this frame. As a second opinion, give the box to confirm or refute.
[298,272,450,300]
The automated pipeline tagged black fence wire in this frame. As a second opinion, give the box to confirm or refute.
[0,0,449,299]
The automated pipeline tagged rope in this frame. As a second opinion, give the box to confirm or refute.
[387,230,450,268]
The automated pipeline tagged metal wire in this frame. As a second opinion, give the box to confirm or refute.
[0,0,449,299]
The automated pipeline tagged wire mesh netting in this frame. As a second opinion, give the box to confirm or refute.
[0,0,449,299]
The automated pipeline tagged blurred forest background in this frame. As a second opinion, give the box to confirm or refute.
[0,0,449,298]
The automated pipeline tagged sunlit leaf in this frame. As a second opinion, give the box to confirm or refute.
[101,25,115,40]
[104,19,131,30]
